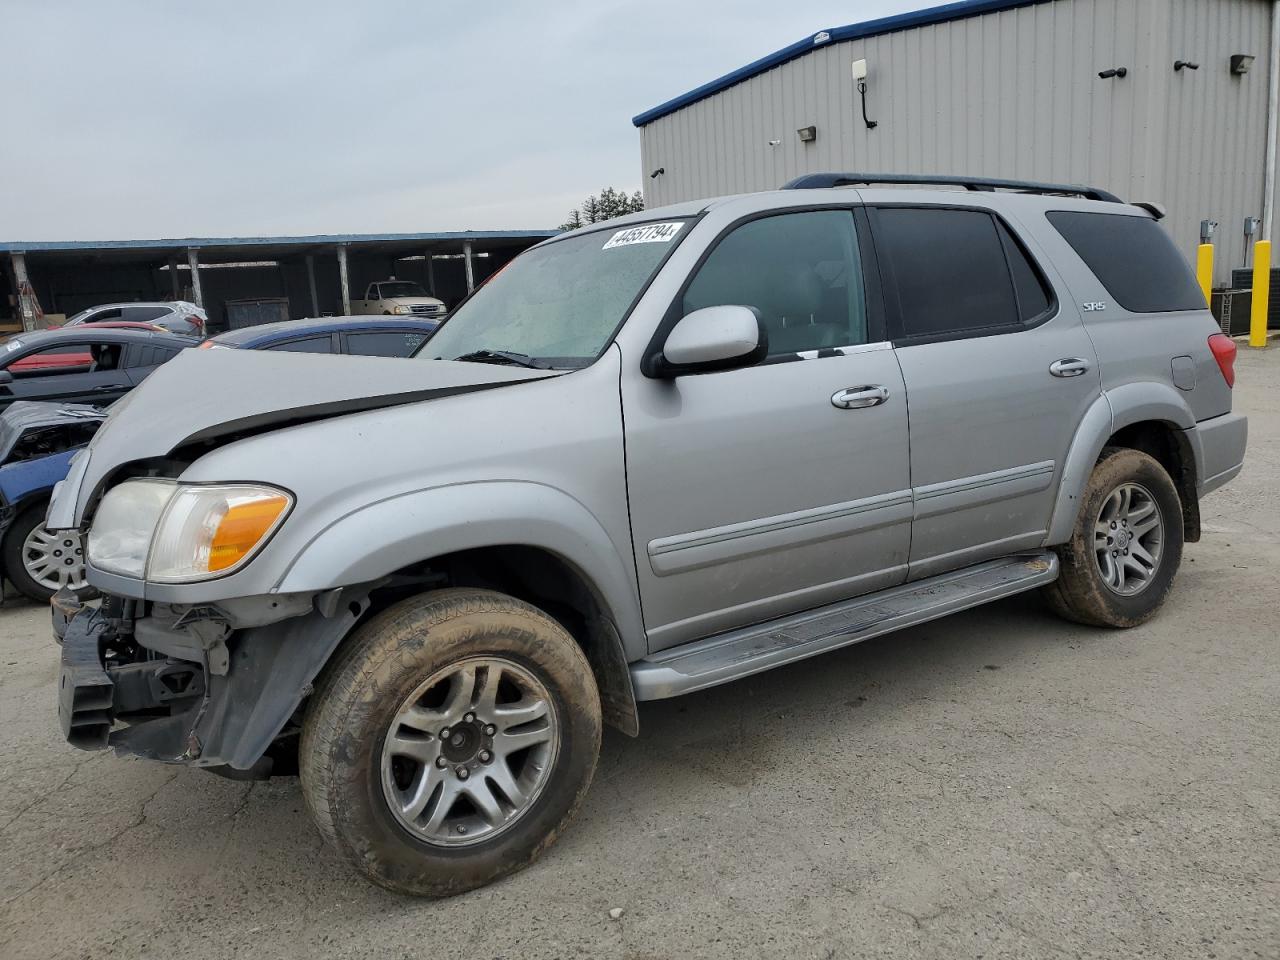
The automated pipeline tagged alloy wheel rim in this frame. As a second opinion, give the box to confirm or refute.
[1093,482,1164,596]
[380,656,559,847]
[22,525,87,593]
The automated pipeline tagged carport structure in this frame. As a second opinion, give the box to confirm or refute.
[0,229,556,333]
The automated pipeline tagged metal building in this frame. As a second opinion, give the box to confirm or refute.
[634,0,1279,282]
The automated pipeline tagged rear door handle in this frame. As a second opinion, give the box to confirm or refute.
[1049,358,1091,378]
[831,385,889,409]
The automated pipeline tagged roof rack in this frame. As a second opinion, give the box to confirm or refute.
[780,172,1123,204]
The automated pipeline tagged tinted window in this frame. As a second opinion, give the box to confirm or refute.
[345,331,429,357]
[876,208,1019,338]
[267,336,332,353]
[683,211,867,355]
[123,306,171,322]
[997,221,1053,322]
[127,344,182,368]
[1046,211,1204,313]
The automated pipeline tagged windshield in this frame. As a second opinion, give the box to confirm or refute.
[423,219,688,368]
[379,281,429,299]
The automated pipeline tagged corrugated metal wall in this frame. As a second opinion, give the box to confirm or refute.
[1164,0,1273,280]
[638,0,1272,282]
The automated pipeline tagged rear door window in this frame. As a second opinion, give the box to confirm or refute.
[874,208,1030,339]
[265,335,333,353]
[123,305,172,323]
[1046,211,1204,312]
[80,308,123,324]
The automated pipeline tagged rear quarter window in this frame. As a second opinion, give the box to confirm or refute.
[1046,211,1205,313]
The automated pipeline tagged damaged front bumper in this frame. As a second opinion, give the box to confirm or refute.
[55,586,371,773]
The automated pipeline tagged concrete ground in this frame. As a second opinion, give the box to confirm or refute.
[1,350,1277,960]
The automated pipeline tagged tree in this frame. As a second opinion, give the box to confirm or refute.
[560,188,645,231]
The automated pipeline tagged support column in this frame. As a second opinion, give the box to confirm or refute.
[11,252,36,331]
[426,254,436,296]
[337,244,351,316]
[463,241,475,293]
[186,248,204,308]
[167,256,181,299]
[306,255,320,316]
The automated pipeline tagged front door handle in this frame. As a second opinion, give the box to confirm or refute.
[831,385,889,409]
[1049,358,1091,378]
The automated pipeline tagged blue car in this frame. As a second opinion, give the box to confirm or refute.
[201,316,439,356]
[0,318,440,602]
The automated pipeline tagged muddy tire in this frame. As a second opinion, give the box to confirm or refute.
[1043,447,1183,628]
[299,588,601,897]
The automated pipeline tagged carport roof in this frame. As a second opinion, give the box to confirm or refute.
[0,229,558,264]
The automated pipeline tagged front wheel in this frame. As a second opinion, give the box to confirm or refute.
[2,503,95,604]
[299,588,601,897]
[1043,447,1184,627]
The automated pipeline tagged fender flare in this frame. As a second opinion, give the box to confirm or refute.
[1045,382,1199,543]
[274,480,647,661]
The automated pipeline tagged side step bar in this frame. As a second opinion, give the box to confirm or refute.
[630,552,1058,701]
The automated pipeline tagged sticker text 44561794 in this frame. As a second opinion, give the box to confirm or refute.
[602,222,684,250]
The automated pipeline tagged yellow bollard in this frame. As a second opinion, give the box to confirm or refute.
[1251,240,1271,348]
[1196,243,1214,306]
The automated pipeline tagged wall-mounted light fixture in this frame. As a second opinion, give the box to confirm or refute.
[1174,60,1200,71]
[649,167,665,179]
[797,126,817,143]
[1098,67,1128,79]
[852,59,878,130]
[1230,54,1255,75]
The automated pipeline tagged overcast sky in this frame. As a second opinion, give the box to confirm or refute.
[4,0,923,241]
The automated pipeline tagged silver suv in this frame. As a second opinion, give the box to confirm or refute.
[49,174,1248,896]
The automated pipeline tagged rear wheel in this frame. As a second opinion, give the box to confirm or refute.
[3,503,94,604]
[300,588,601,897]
[1044,447,1183,627]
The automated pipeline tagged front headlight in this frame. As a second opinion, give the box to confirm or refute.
[88,480,293,582]
[391,304,411,315]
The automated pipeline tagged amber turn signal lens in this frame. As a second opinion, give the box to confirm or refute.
[208,494,290,571]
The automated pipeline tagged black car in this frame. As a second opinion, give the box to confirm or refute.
[0,328,196,411]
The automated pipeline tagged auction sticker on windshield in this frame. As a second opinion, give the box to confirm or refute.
[602,222,683,249]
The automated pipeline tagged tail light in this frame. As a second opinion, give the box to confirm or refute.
[1207,333,1237,387]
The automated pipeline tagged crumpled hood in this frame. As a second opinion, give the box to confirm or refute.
[48,348,556,528]
[0,400,106,465]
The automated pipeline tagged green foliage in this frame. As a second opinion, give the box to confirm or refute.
[560,188,645,232]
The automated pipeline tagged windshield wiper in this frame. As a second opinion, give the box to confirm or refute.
[448,349,549,369]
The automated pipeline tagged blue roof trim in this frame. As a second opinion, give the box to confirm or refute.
[0,229,558,254]
[632,0,1051,127]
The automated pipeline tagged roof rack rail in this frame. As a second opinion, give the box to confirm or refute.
[781,172,1123,204]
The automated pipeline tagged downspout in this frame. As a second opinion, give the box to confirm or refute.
[1262,0,1280,240]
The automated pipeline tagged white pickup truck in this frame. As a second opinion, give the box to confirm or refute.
[350,279,447,318]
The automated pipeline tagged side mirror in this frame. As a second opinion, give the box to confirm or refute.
[0,370,12,386]
[646,305,767,378]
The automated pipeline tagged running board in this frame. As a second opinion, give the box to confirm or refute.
[630,552,1058,701]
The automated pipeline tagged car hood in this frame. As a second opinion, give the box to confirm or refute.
[47,348,557,528]
[386,296,444,305]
